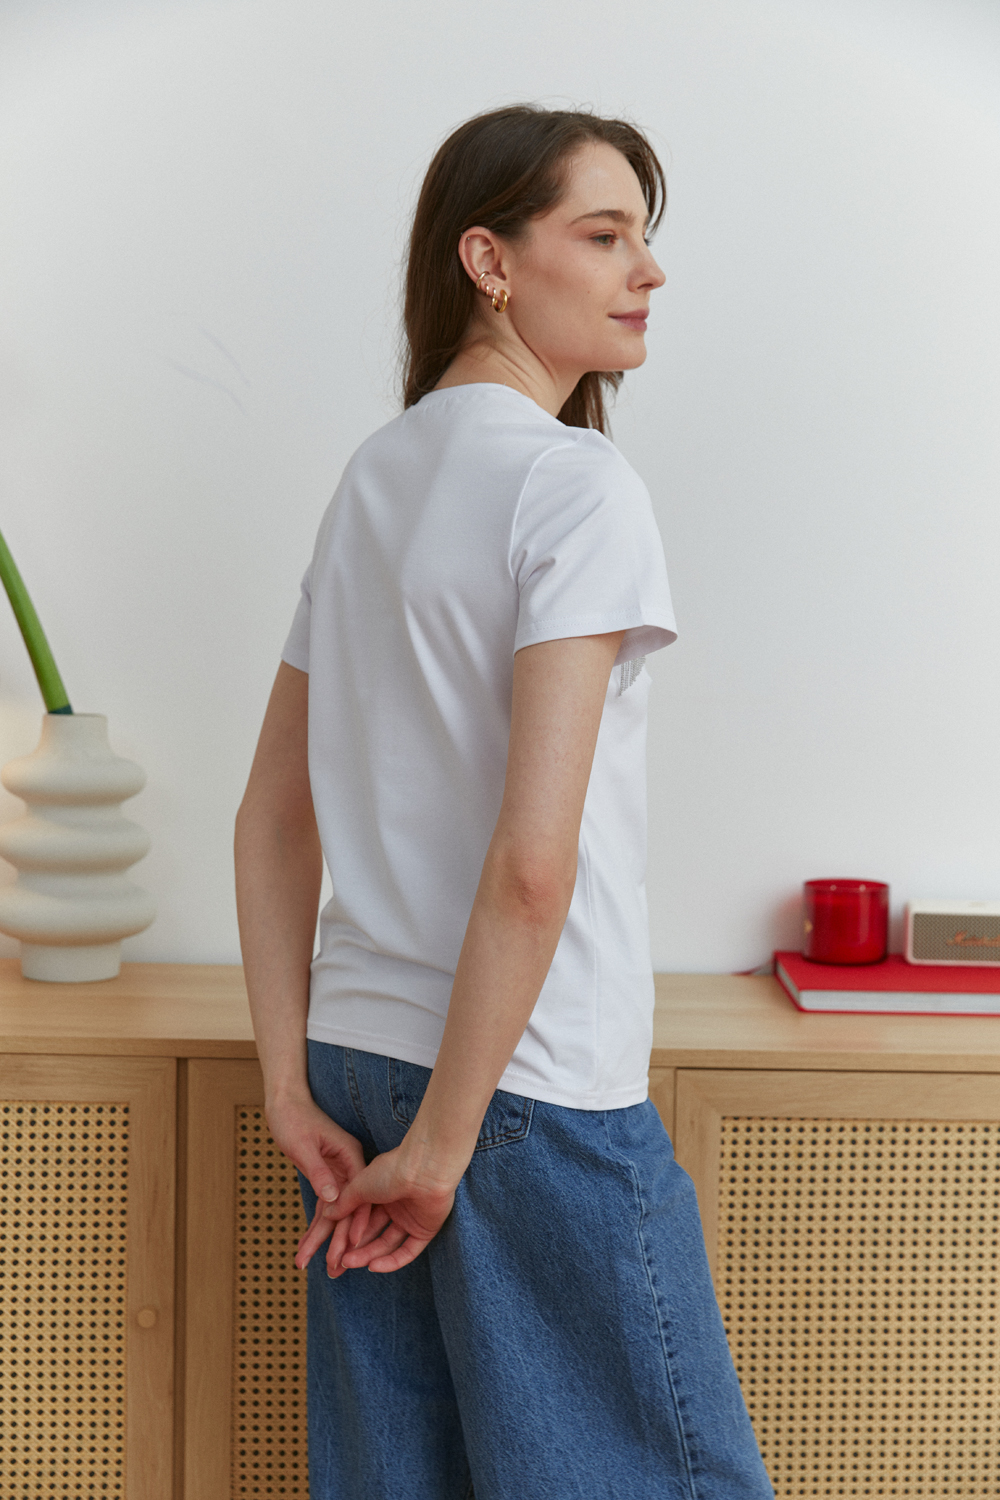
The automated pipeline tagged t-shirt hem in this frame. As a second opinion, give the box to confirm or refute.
[281,643,309,673]
[305,1020,649,1111]
[514,611,677,659]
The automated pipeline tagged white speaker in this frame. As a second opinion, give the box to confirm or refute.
[905,900,1000,966]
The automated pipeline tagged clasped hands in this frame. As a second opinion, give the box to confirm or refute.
[267,1094,461,1277]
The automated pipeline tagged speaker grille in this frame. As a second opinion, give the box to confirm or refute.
[0,1101,129,1496]
[911,913,1000,963]
[232,1108,309,1497]
[719,1118,1000,1497]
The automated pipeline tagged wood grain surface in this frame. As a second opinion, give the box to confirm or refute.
[0,959,998,1074]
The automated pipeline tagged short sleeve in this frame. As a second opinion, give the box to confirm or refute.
[281,567,312,672]
[511,434,677,665]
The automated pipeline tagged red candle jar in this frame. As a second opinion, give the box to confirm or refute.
[803,879,889,964]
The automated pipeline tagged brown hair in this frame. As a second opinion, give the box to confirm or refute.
[401,105,666,435]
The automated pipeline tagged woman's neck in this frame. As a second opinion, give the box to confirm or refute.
[432,338,577,418]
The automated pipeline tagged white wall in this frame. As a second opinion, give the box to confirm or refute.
[0,0,997,970]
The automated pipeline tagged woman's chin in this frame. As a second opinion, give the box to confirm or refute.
[578,340,647,378]
[616,341,648,372]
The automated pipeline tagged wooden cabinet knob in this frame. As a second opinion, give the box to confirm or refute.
[137,1307,157,1329]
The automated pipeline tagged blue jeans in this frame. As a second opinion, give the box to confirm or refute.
[303,1041,773,1500]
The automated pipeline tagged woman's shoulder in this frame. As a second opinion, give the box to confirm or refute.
[520,425,650,514]
[340,387,646,507]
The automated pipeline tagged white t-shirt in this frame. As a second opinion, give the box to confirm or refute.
[282,383,677,1109]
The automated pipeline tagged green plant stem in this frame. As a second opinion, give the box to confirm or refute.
[0,527,72,713]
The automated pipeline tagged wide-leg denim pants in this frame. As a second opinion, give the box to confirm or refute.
[303,1040,773,1500]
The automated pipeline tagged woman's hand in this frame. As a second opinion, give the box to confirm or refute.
[264,1093,369,1269]
[302,1136,463,1276]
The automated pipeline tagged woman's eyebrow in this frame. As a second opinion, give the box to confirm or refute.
[569,208,649,230]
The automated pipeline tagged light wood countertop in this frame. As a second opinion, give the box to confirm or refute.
[0,959,997,1071]
[652,971,1000,1072]
[0,959,255,1056]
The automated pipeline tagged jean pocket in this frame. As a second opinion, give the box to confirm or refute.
[388,1057,534,1152]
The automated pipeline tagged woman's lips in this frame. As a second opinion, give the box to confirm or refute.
[611,313,648,331]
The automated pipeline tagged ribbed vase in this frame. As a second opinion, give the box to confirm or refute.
[0,714,155,981]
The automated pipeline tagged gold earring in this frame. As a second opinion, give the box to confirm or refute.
[491,289,509,314]
[475,271,489,292]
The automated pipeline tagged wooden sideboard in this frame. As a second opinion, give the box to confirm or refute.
[2,961,999,1499]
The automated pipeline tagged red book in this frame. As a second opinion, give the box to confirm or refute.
[774,950,1000,1015]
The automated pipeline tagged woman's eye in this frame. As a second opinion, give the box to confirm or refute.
[593,233,616,246]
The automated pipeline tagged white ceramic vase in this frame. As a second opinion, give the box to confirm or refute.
[0,714,155,981]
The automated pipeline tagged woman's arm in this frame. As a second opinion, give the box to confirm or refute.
[297,627,626,1275]
[234,661,366,1218]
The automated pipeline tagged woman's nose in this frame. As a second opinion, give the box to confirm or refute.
[634,251,665,291]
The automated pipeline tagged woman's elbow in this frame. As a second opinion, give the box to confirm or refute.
[485,847,577,930]
[234,781,318,856]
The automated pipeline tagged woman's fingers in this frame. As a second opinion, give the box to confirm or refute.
[349,1203,389,1248]
[301,1133,367,1205]
[269,1104,405,1275]
[300,1150,342,1205]
[347,1201,374,1245]
[310,1213,426,1276]
[324,1214,355,1278]
[296,1228,326,1270]
[296,1202,334,1269]
[265,1097,367,1207]
[325,1202,397,1276]
[367,1236,429,1273]
[332,1158,386,1218]
[341,1221,410,1269]
[300,1143,457,1275]
[299,1196,379,1272]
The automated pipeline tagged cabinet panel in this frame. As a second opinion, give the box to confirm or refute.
[647,1066,675,1137]
[184,1061,308,1500]
[0,1055,175,1500]
[676,1069,1000,1499]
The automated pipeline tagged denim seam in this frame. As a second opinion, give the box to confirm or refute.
[344,1048,375,1139]
[388,1058,417,1130]
[473,1095,534,1150]
[603,1114,700,1500]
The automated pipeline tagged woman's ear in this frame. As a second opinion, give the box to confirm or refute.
[458,228,511,299]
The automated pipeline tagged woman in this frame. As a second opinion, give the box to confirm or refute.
[235,105,772,1500]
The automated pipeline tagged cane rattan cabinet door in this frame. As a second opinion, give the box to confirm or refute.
[676,1068,1000,1499]
[0,1054,175,1500]
[184,1060,309,1500]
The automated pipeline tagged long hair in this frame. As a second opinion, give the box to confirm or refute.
[401,105,666,435]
